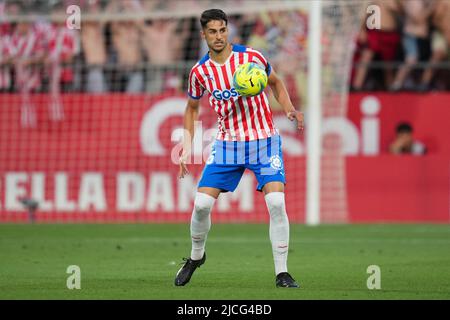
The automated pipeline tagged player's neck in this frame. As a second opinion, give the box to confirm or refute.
[208,43,233,65]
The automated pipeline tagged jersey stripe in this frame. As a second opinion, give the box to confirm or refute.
[259,95,272,137]
[231,55,254,141]
[261,94,274,131]
[191,66,205,99]
[223,62,248,141]
[244,96,261,139]
[254,95,268,139]
[210,62,236,139]
[248,48,268,68]
[245,52,266,139]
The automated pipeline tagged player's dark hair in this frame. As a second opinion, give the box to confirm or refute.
[200,9,228,29]
[396,122,413,134]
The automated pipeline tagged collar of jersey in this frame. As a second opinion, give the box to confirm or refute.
[207,43,236,67]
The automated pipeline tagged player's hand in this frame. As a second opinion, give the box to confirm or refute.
[178,152,190,179]
[287,110,304,132]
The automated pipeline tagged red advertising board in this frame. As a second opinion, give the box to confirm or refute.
[0,93,448,223]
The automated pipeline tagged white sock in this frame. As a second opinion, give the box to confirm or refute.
[190,192,215,260]
[265,192,290,275]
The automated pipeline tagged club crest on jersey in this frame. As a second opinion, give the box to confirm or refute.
[269,155,283,171]
[212,88,239,101]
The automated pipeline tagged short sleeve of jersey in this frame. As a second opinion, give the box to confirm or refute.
[248,48,272,76]
[187,67,205,100]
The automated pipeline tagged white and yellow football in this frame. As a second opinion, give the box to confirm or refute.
[233,62,268,97]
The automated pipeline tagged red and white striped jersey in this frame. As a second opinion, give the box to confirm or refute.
[0,34,10,59]
[0,34,11,89]
[47,25,78,61]
[10,27,45,60]
[10,26,45,91]
[188,44,277,141]
[47,25,78,83]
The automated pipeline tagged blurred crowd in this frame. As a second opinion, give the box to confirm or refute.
[352,0,450,92]
[0,0,449,99]
[0,0,306,99]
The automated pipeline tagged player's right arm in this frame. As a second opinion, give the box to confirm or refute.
[179,97,200,179]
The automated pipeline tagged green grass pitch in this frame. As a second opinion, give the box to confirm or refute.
[0,223,449,300]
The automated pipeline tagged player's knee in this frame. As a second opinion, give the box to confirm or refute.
[194,202,212,216]
[193,192,215,216]
[265,192,286,215]
[265,192,285,209]
[268,201,285,214]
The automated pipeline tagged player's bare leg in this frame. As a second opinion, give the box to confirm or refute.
[352,48,374,91]
[174,187,220,286]
[263,182,299,288]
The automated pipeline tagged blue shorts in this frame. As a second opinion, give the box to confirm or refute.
[198,135,286,192]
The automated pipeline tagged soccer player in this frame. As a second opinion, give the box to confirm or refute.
[174,9,304,288]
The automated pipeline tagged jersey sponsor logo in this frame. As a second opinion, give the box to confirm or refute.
[212,88,239,101]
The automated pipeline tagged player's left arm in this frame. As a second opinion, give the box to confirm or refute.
[268,70,304,131]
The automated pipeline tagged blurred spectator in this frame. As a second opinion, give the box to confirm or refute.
[140,17,188,94]
[0,35,11,92]
[428,0,450,90]
[270,11,307,110]
[352,0,401,91]
[390,0,436,91]
[418,30,449,91]
[433,0,450,44]
[0,23,11,92]
[248,11,284,61]
[80,0,108,93]
[389,122,426,155]
[45,5,78,121]
[247,11,303,110]
[106,0,144,93]
[246,16,267,54]
[10,19,46,127]
[0,1,17,92]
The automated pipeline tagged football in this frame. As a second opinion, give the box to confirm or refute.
[233,62,268,97]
